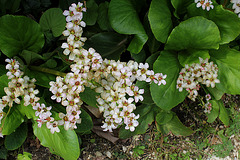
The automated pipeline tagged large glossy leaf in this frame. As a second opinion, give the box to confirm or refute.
[40,8,66,37]
[19,50,44,65]
[0,65,7,76]
[83,0,98,26]
[33,123,80,160]
[150,51,187,110]
[84,32,127,60]
[209,46,240,94]
[0,15,44,57]
[145,52,160,70]
[75,109,93,134]
[188,4,240,44]
[178,49,210,67]
[108,0,148,54]
[144,15,161,54]
[148,0,172,43]
[1,106,25,135]
[119,104,156,139]
[79,87,98,108]
[25,68,56,88]
[165,16,221,51]
[5,123,28,150]
[0,0,21,14]
[219,100,229,126]
[207,100,220,123]
[16,100,37,120]
[156,110,173,125]
[205,86,224,101]
[171,0,193,17]
[131,49,146,63]
[0,147,7,159]
[161,114,193,136]
[0,75,10,97]
[135,81,154,104]
[97,2,112,31]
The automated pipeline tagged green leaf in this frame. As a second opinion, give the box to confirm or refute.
[16,100,37,120]
[19,50,44,65]
[128,34,148,54]
[145,52,160,70]
[148,0,173,43]
[163,114,193,136]
[0,65,7,76]
[131,49,146,63]
[33,123,80,160]
[59,0,79,10]
[5,123,28,150]
[40,8,66,37]
[207,100,220,123]
[135,81,154,104]
[0,75,10,97]
[1,106,25,135]
[209,46,240,94]
[75,109,93,134]
[219,101,229,126]
[84,32,127,60]
[156,110,174,125]
[165,16,221,51]
[205,86,224,100]
[83,0,98,26]
[79,87,99,108]
[1,0,21,14]
[150,51,187,110]
[178,49,210,67]
[44,59,57,69]
[108,0,148,54]
[97,2,112,31]
[17,152,32,160]
[119,104,155,139]
[143,14,161,54]
[171,0,193,17]
[25,69,56,88]
[0,146,7,159]
[0,15,44,58]
[188,4,240,44]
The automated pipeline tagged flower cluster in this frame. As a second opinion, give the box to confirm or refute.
[204,94,212,113]
[0,59,39,126]
[53,2,167,132]
[177,57,220,101]
[195,0,214,11]
[231,0,240,17]
[62,2,87,61]
[0,59,62,134]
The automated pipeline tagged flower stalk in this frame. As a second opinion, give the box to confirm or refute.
[29,66,66,77]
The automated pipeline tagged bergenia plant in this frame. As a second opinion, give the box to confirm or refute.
[0,0,239,159]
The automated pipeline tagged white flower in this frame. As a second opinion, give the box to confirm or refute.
[46,121,60,134]
[129,86,144,103]
[124,113,139,132]
[0,98,8,110]
[3,87,20,107]
[195,0,213,11]
[101,117,117,132]
[154,73,167,85]
[176,79,184,92]
[205,74,220,88]
[24,93,40,106]
[58,113,71,130]
[51,87,66,103]
[204,0,214,11]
